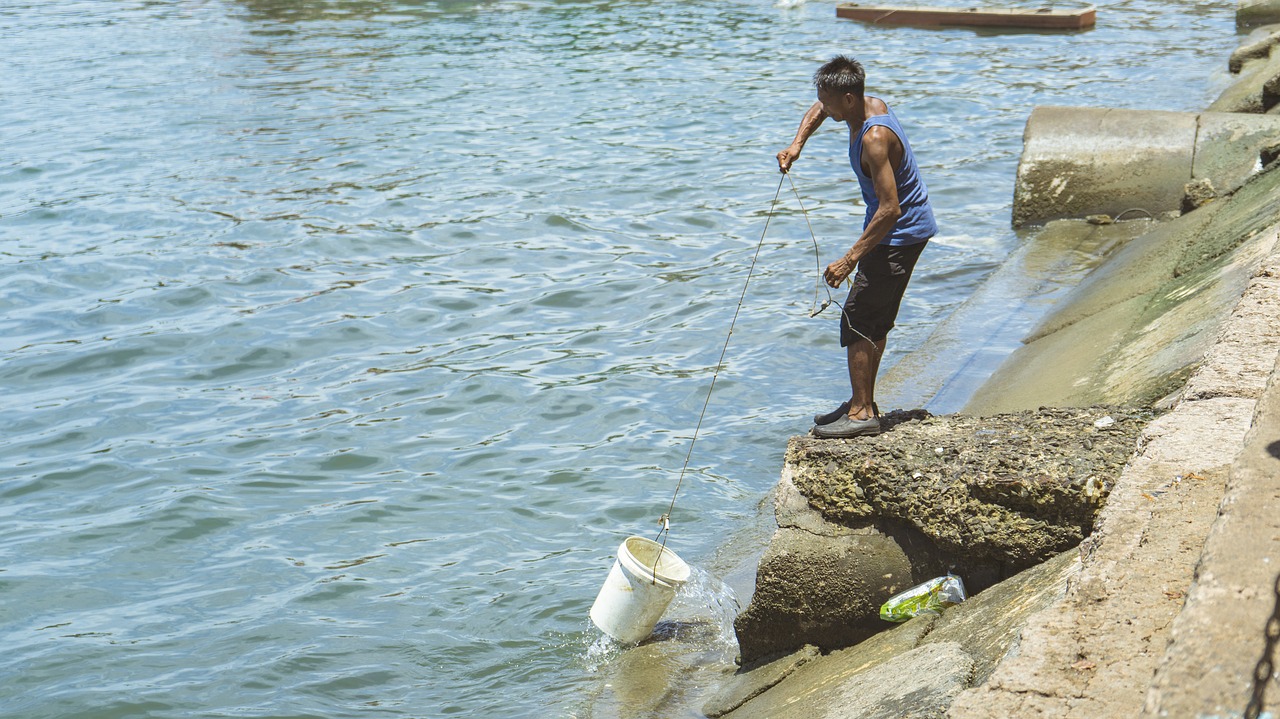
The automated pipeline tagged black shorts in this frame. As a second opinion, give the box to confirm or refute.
[840,241,926,347]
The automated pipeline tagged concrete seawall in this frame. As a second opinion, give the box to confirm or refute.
[1011,107,1280,227]
[709,14,1280,719]
[949,232,1280,717]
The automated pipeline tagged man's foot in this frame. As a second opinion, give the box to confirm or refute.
[812,413,881,439]
[814,400,852,426]
[813,401,879,426]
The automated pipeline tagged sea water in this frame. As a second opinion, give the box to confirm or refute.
[0,0,1237,716]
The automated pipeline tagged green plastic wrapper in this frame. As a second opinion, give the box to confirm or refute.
[879,574,967,623]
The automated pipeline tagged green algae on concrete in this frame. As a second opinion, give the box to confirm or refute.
[968,162,1280,415]
[878,217,1155,411]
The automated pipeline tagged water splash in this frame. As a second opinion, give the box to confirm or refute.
[665,566,741,654]
[577,565,741,672]
[581,631,626,673]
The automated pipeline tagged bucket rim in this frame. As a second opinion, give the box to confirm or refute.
[617,535,691,586]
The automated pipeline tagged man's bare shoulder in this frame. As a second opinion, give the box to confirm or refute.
[862,124,900,151]
[860,124,906,173]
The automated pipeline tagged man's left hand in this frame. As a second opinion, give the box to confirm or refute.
[824,256,855,288]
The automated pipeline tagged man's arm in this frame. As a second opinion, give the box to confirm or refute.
[777,101,827,173]
[823,126,903,288]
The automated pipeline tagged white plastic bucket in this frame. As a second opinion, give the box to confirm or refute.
[589,535,691,644]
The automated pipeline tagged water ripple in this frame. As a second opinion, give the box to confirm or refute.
[0,0,1234,716]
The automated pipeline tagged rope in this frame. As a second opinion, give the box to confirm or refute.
[786,173,835,318]
[647,172,883,583]
[1113,207,1156,221]
[786,172,882,356]
[650,173,787,581]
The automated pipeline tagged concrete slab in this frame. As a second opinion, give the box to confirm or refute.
[720,614,938,718]
[1141,351,1280,718]
[703,645,821,718]
[948,399,1251,719]
[949,193,1280,718]
[729,642,974,719]
[923,549,1078,685]
[1181,227,1280,402]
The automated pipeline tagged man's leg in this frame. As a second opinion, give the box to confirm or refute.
[846,336,886,420]
[815,243,924,437]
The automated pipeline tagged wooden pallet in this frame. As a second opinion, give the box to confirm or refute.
[835,3,1097,29]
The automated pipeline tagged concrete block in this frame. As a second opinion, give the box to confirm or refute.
[1013,107,1196,227]
[732,517,947,664]
[1228,28,1280,72]
[1193,112,1280,194]
[1210,53,1278,113]
[1239,0,1280,27]
[703,645,820,718]
[1013,107,1280,227]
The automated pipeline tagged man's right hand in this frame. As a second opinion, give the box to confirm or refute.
[777,146,800,173]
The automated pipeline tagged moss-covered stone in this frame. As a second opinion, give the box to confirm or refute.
[721,550,1079,719]
[787,407,1151,570]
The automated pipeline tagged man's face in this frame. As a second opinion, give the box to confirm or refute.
[817,89,855,123]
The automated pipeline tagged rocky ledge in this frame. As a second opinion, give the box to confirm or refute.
[734,406,1152,664]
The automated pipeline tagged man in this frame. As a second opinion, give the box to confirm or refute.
[777,55,936,439]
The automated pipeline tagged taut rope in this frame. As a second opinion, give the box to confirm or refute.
[648,172,880,582]
[650,173,787,578]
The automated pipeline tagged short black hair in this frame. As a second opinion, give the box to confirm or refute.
[813,55,866,96]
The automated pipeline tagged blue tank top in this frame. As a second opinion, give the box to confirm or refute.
[849,101,937,246]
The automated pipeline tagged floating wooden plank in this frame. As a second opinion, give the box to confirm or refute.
[835,3,1096,29]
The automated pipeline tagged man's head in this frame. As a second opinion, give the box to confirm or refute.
[813,55,865,123]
